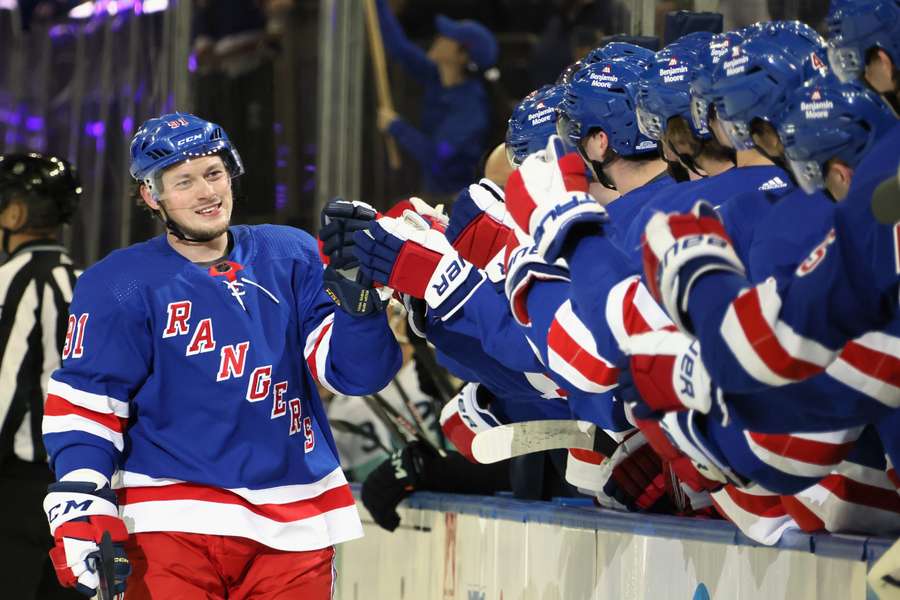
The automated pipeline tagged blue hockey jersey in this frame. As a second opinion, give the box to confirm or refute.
[684,125,900,392]
[43,225,402,551]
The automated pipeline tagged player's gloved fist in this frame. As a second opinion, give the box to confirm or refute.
[44,479,131,597]
[633,417,725,494]
[320,198,387,316]
[504,243,570,326]
[439,383,503,463]
[361,441,437,531]
[623,330,715,419]
[592,430,671,512]
[353,210,486,320]
[319,198,378,269]
[505,135,608,262]
[642,200,746,334]
[446,179,514,270]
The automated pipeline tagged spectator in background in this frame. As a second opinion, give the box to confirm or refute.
[375,0,498,201]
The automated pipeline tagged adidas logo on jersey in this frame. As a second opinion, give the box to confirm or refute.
[758,177,788,191]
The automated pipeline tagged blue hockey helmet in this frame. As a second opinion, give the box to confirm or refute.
[689,29,749,134]
[826,0,900,83]
[708,21,829,150]
[779,79,896,193]
[129,113,244,194]
[556,59,657,157]
[506,84,566,166]
[585,42,656,70]
[637,37,712,141]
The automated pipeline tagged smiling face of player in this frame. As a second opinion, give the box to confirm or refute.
[145,155,234,244]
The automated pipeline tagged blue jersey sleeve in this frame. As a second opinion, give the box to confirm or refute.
[296,233,401,396]
[43,261,149,480]
[375,0,439,84]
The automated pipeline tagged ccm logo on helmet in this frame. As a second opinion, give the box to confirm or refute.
[176,133,203,147]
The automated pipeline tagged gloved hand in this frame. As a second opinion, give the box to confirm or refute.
[591,430,671,512]
[504,242,570,326]
[319,198,378,268]
[353,209,486,320]
[360,441,438,531]
[44,478,131,597]
[439,383,503,462]
[642,200,746,334]
[320,199,387,316]
[445,179,514,269]
[624,329,715,419]
[618,369,730,493]
[504,135,608,262]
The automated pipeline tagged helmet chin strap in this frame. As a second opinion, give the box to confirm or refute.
[154,200,218,243]
[578,145,618,190]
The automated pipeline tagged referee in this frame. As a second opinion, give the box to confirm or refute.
[0,153,83,599]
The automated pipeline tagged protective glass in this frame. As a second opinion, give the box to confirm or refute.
[506,143,522,167]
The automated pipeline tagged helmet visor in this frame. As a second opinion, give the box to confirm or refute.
[787,157,825,195]
[506,143,522,167]
[636,104,663,140]
[719,117,754,151]
[556,109,580,147]
[827,42,863,83]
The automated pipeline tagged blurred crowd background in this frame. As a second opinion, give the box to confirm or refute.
[0,0,828,268]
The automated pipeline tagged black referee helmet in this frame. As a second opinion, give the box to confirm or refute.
[0,153,82,226]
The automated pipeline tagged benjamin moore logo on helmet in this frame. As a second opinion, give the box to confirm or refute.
[166,117,190,129]
[176,133,204,147]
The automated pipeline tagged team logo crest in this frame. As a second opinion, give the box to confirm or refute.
[208,261,279,311]
[811,52,827,71]
[166,117,190,129]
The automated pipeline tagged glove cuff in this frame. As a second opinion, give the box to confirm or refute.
[424,254,486,321]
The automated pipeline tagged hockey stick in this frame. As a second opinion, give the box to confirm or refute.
[329,418,393,454]
[92,531,117,600]
[360,394,410,449]
[390,375,439,451]
[471,419,619,464]
[370,391,447,457]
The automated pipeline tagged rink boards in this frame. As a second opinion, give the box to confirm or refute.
[335,489,893,600]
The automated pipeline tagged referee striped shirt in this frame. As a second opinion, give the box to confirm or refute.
[0,239,80,465]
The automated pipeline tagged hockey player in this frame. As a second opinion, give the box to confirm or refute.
[42,113,401,599]
[640,5,900,393]
[0,153,83,600]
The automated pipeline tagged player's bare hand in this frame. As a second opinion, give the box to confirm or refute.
[377,107,399,132]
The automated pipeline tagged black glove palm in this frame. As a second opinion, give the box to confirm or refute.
[360,441,436,531]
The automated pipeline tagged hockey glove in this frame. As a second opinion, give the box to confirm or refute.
[591,430,671,512]
[504,243,570,326]
[642,200,746,334]
[360,441,437,531]
[320,198,378,269]
[505,135,608,262]
[353,210,486,321]
[320,199,387,316]
[439,383,504,463]
[445,179,514,270]
[624,330,716,419]
[44,479,131,597]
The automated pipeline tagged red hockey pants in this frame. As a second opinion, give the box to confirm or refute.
[123,531,335,599]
